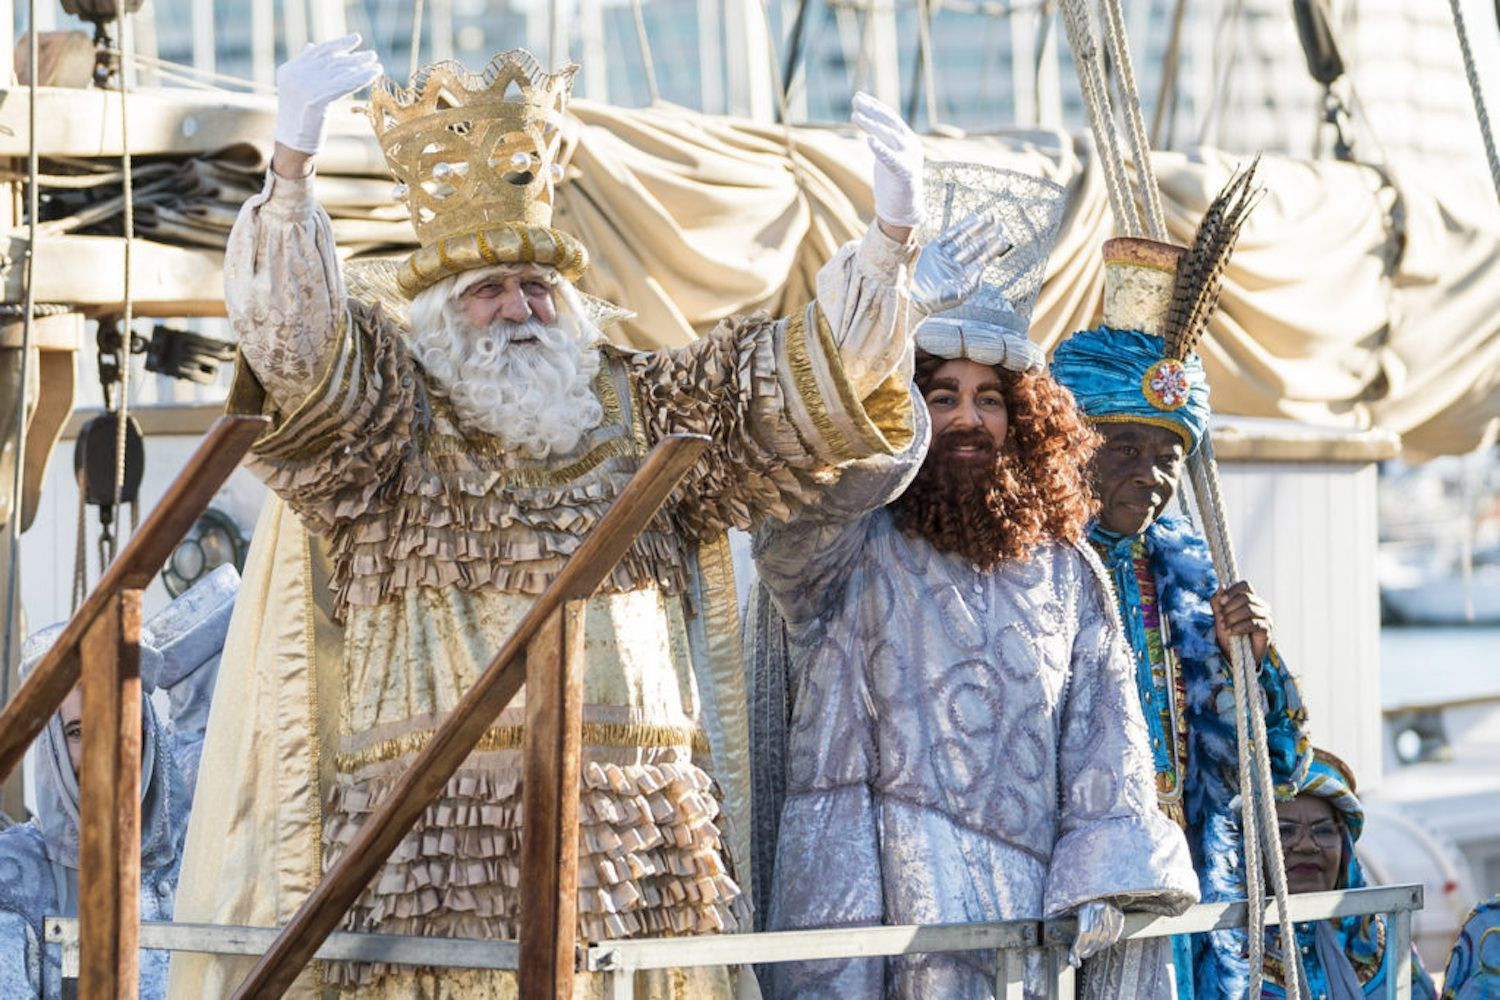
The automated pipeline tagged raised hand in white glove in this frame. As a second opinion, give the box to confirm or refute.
[1068,900,1125,968]
[910,209,1011,314]
[851,91,925,230]
[274,34,383,157]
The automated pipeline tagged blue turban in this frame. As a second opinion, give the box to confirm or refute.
[1050,326,1211,452]
[1297,749,1364,844]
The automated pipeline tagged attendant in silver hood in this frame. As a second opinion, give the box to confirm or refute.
[749,165,1199,999]
[0,565,236,999]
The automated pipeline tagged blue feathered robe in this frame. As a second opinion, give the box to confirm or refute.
[1089,514,1313,1000]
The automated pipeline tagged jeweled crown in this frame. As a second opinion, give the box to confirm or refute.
[371,49,574,243]
[369,49,589,297]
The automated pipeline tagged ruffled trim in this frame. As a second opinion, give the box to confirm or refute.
[320,759,748,988]
[631,314,825,540]
[247,306,697,616]
[250,301,899,619]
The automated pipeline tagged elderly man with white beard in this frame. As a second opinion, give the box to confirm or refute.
[169,35,1008,1000]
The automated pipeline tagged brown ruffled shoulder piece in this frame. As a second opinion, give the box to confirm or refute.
[630,313,828,542]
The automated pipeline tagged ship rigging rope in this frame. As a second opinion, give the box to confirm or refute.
[1060,2,1307,995]
[915,0,940,128]
[119,50,274,93]
[1100,0,1167,240]
[1150,0,1189,148]
[1446,0,1500,205]
[1194,0,1246,150]
[1,3,43,701]
[409,0,425,75]
[110,0,138,568]
[1057,0,1138,235]
[629,0,661,105]
[751,0,819,227]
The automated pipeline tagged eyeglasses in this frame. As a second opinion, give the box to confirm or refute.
[1278,820,1343,849]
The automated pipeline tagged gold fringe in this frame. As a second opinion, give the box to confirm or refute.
[336,721,711,772]
[783,305,857,463]
[1086,413,1195,450]
[860,370,917,453]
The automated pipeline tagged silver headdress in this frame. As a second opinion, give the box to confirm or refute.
[915,162,1068,373]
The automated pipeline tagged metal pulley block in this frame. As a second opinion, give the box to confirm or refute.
[72,411,144,509]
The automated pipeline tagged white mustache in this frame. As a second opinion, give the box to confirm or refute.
[468,318,554,360]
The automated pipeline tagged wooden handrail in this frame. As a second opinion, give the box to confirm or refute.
[232,433,709,1000]
[0,413,266,1000]
[520,600,587,998]
[0,414,268,784]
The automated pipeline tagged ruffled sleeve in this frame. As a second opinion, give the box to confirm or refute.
[1044,546,1200,919]
[232,301,420,542]
[634,298,917,542]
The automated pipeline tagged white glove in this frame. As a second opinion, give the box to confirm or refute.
[851,91,925,229]
[1068,901,1125,967]
[910,209,1011,314]
[274,34,383,156]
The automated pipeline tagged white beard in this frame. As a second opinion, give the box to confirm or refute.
[410,308,604,460]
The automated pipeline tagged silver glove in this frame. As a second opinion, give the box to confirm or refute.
[910,209,1011,315]
[1068,900,1125,967]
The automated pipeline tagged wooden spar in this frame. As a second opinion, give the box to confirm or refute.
[519,601,587,998]
[78,590,144,1000]
[0,415,267,785]
[231,433,708,1000]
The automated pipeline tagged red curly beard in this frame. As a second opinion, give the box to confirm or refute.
[889,355,1101,571]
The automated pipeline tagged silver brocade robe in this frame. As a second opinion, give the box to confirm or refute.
[751,441,1199,999]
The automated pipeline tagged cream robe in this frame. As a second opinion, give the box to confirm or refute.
[168,169,917,999]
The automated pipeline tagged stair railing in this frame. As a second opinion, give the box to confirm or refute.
[0,414,269,1000]
[229,432,709,1000]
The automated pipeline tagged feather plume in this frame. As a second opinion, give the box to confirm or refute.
[1164,156,1263,361]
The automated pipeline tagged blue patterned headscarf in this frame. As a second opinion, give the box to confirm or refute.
[1262,750,1438,999]
[1050,326,1211,452]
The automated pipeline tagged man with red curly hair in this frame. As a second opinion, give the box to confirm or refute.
[748,167,1197,1000]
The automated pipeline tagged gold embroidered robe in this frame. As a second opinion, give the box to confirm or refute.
[168,168,916,999]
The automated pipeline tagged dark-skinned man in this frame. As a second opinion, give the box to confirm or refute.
[1051,236,1313,1000]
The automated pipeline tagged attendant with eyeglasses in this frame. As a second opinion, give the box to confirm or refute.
[1263,749,1437,999]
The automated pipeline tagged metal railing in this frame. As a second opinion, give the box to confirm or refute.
[43,883,1423,1000]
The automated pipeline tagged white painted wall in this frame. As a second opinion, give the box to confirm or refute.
[1214,459,1384,790]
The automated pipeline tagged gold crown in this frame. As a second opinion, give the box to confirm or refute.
[369,49,589,298]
